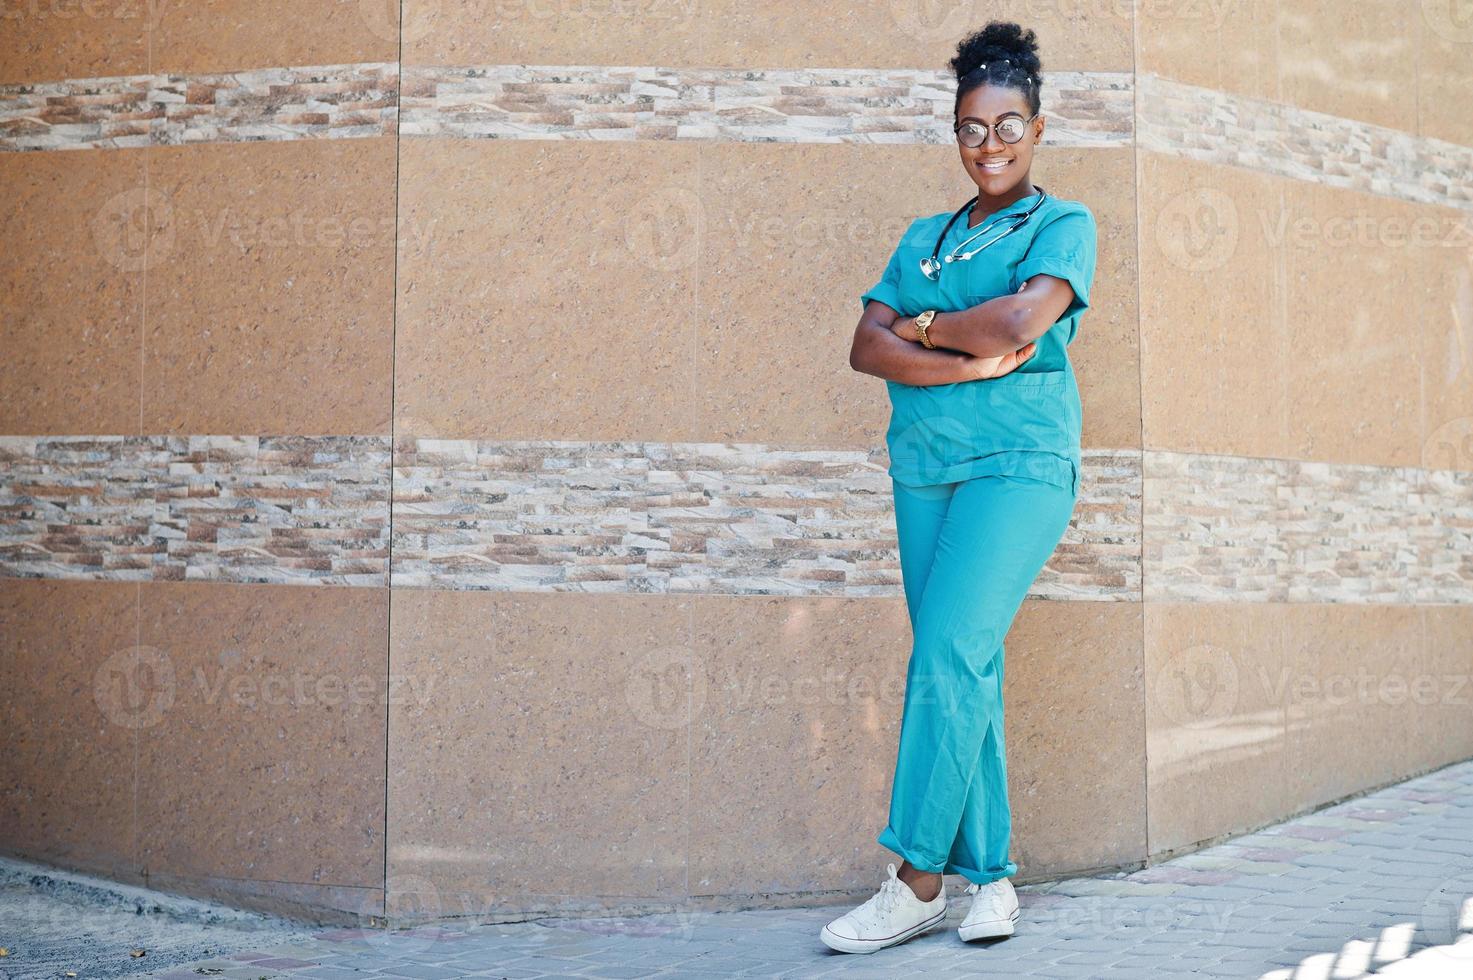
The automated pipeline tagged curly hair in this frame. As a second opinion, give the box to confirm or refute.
[950,21,1042,122]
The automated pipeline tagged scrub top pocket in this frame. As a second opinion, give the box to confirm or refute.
[973,370,1074,452]
[960,259,1013,306]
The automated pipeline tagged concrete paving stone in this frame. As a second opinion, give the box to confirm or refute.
[327,955,416,969]
[1017,963,1122,978]
[1188,959,1269,977]
[1252,887,1350,908]
[1208,873,1316,895]
[376,965,469,979]
[1312,911,1404,930]
[805,962,913,979]
[487,955,603,973]
[1169,854,1251,871]
[1223,860,1301,875]
[1290,919,1378,939]
[1330,893,1431,912]
[1137,928,1225,946]
[293,970,371,980]
[1157,883,1275,904]
[576,967,662,979]
[1091,966,1204,980]
[1294,815,1373,829]
[1195,928,1303,950]
[1386,837,1473,857]
[1047,936,1149,954]
[1039,879,1184,898]
[1230,832,1314,849]
[681,955,788,974]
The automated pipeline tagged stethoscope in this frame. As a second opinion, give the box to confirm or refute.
[920,185,1048,281]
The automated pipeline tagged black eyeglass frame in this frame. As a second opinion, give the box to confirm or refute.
[952,112,1041,148]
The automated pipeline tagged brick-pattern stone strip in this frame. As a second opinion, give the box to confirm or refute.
[399,66,1134,146]
[0,436,390,585]
[1145,449,1473,603]
[389,440,1140,598]
[6,64,1472,217]
[0,65,1130,151]
[0,64,398,151]
[1138,73,1473,212]
[13,438,1473,603]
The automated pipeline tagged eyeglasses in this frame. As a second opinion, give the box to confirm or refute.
[954,113,1039,148]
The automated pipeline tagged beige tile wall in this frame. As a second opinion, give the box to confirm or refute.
[0,150,146,434]
[141,137,397,435]
[1,0,1470,926]
[1138,0,1439,138]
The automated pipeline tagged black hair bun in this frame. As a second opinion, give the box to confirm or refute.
[949,21,1041,80]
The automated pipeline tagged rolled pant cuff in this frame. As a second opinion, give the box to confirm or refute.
[945,861,1019,886]
[877,825,1019,885]
[876,824,947,874]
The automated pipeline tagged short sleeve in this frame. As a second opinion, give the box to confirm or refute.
[859,237,907,314]
[1015,205,1097,321]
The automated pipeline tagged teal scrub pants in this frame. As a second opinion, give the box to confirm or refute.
[878,472,1077,885]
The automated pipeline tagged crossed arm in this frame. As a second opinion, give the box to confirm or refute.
[849,274,1077,386]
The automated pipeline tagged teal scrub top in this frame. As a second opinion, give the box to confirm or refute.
[859,190,1098,496]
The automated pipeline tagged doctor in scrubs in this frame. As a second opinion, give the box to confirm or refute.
[820,21,1098,955]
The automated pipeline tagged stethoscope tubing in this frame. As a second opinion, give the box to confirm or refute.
[922,186,1048,280]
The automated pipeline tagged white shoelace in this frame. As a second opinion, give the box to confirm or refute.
[877,871,908,914]
[965,880,1009,914]
[862,864,911,915]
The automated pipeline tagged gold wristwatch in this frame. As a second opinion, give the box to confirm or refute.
[913,309,937,349]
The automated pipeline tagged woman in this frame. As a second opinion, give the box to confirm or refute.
[821,22,1098,954]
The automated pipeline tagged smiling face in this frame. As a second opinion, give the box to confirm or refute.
[954,82,1043,196]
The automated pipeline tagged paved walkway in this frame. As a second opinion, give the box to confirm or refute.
[5,760,1473,979]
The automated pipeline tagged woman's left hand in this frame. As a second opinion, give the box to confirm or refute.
[890,317,921,343]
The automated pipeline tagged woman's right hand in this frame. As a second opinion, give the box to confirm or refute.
[964,342,1037,380]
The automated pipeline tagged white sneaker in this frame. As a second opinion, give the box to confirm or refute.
[959,876,1019,941]
[820,863,947,954]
